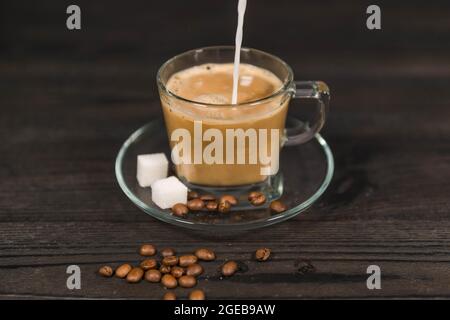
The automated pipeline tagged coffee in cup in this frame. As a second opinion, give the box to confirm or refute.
[161,62,287,186]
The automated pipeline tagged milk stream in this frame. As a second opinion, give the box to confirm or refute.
[231,0,247,105]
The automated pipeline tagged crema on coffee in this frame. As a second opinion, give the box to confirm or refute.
[167,63,281,105]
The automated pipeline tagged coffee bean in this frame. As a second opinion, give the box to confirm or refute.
[189,289,206,300]
[270,200,287,213]
[199,194,215,201]
[179,255,198,267]
[255,248,271,261]
[139,244,156,256]
[218,200,231,213]
[98,266,113,277]
[171,203,189,217]
[188,190,200,200]
[140,258,158,270]
[145,269,162,283]
[248,191,266,206]
[220,195,238,205]
[162,255,179,266]
[221,260,238,276]
[163,291,177,300]
[248,191,260,201]
[178,275,197,288]
[171,266,185,278]
[195,248,216,261]
[159,265,171,274]
[187,198,205,211]
[115,263,132,278]
[186,263,204,277]
[126,267,144,283]
[205,201,218,211]
[161,274,178,289]
[161,247,176,257]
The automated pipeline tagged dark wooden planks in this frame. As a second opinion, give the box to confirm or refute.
[0,0,450,299]
[1,218,450,299]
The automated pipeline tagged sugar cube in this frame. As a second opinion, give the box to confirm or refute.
[136,153,169,187]
[151,176,187,209]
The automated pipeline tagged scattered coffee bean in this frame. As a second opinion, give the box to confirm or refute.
[98,266,113,277]
[145,269,162,283]
[218,200,231,213]
[171,266,185,278]
[161,247,176,257]
[159,265,171,274]
[139,244,156,256]
[189,289,206,300]
[163,291,177,300]
[162,255,179,266]
[115,263,132,278]
[178,275,197,288]
[188,190,200,200]
[171,203,189,217]
[186,263,204,277]
[199,194,216,201]
[161,274,178,289]
[179,255,198,267]
[221,260,239,276]
[270,200,287,213]
[205,201,218,211]
[219,195,238,206]
[140,258,158,270]
[255,248,271,261]
[248,191,266,206]
[126,267,144,283]
[195,248,216,261]
[187,198,205,211]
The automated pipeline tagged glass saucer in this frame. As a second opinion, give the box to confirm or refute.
[115,118,334,231]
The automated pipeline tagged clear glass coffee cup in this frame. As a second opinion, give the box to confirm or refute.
[157,46,329,204]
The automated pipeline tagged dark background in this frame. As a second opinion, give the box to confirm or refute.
[1,0,449,299]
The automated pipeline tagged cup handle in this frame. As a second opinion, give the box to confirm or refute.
[284,81,330,146]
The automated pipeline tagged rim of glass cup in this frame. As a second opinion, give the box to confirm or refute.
[156,45,295,108]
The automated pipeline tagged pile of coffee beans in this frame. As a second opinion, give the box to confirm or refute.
[98,244,272,300]
[171,191,287,218]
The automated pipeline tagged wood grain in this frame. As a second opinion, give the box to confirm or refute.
[0,0,449,299]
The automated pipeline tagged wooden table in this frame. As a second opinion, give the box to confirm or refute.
[1,0,449,299]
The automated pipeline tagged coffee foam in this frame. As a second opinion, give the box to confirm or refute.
[194,94,229,104]
[166,63,282,105]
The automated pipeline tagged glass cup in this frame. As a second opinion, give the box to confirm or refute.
[156,46,329,205]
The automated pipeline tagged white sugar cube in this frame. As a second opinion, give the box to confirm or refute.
[136,153,169,187]
[151,176,187,209]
